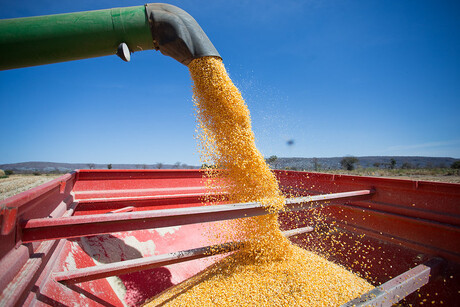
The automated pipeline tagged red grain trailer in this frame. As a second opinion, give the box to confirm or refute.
[1,169,459,306]
[1,3,459,306]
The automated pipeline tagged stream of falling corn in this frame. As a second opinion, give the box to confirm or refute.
[145,57,373,306]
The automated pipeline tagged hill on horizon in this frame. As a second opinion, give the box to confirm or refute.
[0,161,199,174]
[1,156,458,174]
[268,156,457,170]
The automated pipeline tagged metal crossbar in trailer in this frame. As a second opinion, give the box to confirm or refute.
[21,190,373,242]
[341,258,443,307]
[53,227,314,284]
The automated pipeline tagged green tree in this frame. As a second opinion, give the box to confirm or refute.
[312,158,321,171]
[265,155,278,165]
[389,158,396,169]
[340,156,359,171]
[451,160,460,169]
[201,163,217,169]
[107,164,112,169]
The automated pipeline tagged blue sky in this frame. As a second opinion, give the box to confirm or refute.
[1,0,459,165]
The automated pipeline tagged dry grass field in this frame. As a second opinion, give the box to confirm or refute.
[318,168,460,183]
[0,174,61,201]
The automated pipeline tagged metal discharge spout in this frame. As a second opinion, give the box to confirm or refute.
[0,3,220,70]
[145,4,220,65]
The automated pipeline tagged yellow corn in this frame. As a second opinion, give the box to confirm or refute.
[144,57,373,306]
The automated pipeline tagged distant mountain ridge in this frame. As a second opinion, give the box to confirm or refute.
[269,156,457,170]
[0,162,199,173]
[1,156,458,174]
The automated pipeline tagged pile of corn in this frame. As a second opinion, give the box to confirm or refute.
[145,57,373,306]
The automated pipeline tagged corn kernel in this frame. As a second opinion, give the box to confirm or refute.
[144,57,373,306]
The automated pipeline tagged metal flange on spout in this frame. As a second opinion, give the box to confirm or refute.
[146,3,220,65]
[0,3,220,70]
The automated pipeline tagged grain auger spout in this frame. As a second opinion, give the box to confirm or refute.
[146,3,220,65]
[0,3,220,70]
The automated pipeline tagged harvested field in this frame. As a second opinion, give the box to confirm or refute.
[0,174,61,201]
[316,168,460,183]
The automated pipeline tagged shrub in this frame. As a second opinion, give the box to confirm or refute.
[265,155,278,164]
[389,158,397,169]
[0,169,6,178]
[312,158,321,171]
[451,160,460,169]
[201,164,217,169]
[5,170,14,175]
[33,171,41,176]
[340,156,359,171]
[401,162,413,169]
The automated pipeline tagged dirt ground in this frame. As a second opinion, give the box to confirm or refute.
[0,174,62,201]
